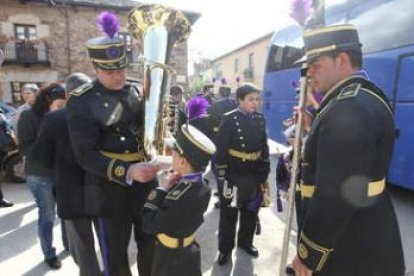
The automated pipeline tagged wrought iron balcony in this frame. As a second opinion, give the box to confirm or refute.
[0,40,50,66]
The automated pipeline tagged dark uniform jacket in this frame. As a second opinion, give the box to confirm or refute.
[208,98,237,141]
[142,174,211,276]
[298,76,405,275]
[17,108,52,177]
[215,109,270,206]
[31,109,86,219]
[169,100,187,135]
[66,79,151,216]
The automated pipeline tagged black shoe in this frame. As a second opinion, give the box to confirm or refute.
[0,199,13,207]
[214,201,221,209]
[238,245,259,257]
[45,256,61,269]
[217,252,230,265]
[285,264,295,275]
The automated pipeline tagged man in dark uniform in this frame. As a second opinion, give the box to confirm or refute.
[66,12,159,276]
[169,84,187,135]
[208,86,237,141]
[142,124,215,276]
[215,83,270,265]
[201,83,215,104]
[292,24,405,276]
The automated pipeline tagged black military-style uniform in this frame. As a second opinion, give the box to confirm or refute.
[208,98,237,141]
[215,109,270,254]
[169,100,187,134]
[67,79,155,276]
[298,75,405,275]
[142,173,211,276]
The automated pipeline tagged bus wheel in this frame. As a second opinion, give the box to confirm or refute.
[5,154,25,183]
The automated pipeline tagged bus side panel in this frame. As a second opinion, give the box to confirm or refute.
[364,53,398,100]
[388,103,414,190]
[262,69,299,101]
[262,100,295,142]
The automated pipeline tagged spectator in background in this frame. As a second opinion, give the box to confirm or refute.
[0,49,13,208]
[201,83,215,104]
[208,86,237,142]
[17,83,67,269]
[32,73,102,276]
[169,84,187,135]
[16,83,39,120]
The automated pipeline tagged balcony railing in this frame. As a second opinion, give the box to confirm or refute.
[243,68,254,81]
[0,40,50,65]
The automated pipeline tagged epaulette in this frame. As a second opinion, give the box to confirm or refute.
[126,77,141,83]
[69,82,93,97]
[165,182,192,201]
[224,108,238,116]
[337,83,361,101]
[126,78,142,93]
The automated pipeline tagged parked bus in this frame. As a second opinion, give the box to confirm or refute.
[262,0,414,191]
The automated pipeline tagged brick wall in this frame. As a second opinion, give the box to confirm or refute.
[0,0,189,103]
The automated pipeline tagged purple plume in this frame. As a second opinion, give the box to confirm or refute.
[212,77,216,83]
[289,0,312,27]
[236,76,240,83]
[221,77,227,85]
[186,96,210,121]
[97,11,120,39]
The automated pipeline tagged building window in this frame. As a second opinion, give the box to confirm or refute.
[14,24,37,40]
[234,58,238,73]
[248,52,254,70]
[243,53,255,81]
[215,63,223,79]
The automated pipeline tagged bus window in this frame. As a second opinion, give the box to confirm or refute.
[266,24,303,73]
[266,45,302,73]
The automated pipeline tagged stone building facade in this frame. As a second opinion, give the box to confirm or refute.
[0,0,198,104]
[210,33,272,91]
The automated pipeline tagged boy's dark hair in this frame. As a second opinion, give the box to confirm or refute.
[174,147,202,172]
[236,83,260,101]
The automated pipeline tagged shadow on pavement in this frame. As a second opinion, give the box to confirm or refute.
[0,219,37,263]
[21,249,71,276]
[199,200,220,273]
[0,203,36,235]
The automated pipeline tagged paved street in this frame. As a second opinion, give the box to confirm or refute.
[1,166,413,275]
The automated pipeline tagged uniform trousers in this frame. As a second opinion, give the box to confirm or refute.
[65,218,101,276]
[96,211,155,276]
[218,204,258,254]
